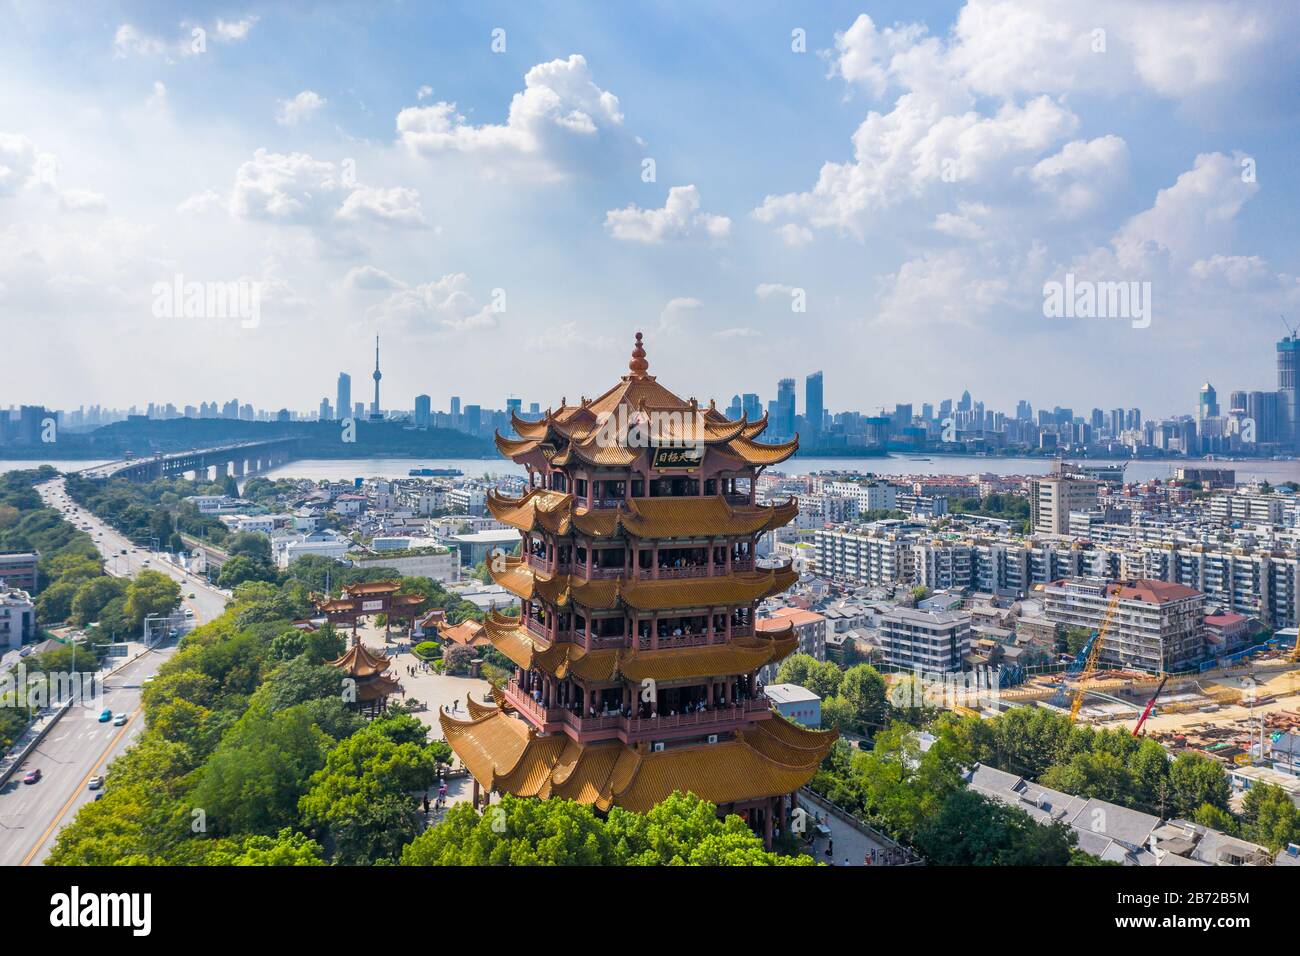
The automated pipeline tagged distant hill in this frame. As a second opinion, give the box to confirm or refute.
[1,418,496,460]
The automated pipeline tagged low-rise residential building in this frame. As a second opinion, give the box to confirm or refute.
[0,586,35,650]
[274,530,352,567]
[877,606,971,673]
[1042,577,1205,672]
[1227,764,1300,808]
[0,551,38,591]
[756,607,827,683]
[1203,611,1252,652]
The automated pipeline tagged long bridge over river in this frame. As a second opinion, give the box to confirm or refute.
[78,437,301,483]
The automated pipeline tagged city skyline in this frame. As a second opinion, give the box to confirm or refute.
[2,2,1298,413]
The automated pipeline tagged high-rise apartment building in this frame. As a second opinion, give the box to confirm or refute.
[1029,464,1099,535]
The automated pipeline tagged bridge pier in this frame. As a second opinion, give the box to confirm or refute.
[233,459,245,478]
[214,461,228,480]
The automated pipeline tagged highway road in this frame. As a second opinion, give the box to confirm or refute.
[0,475,230,865]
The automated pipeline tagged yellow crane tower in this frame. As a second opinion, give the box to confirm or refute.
[1069,589,1124,722]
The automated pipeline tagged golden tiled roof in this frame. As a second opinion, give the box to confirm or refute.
[354,672,401,702]
[487,490,798,540]
[610,724,833,813]
[440,703,837,813]
[465,694,498,719]
[490,557,797,612]
[618,631,798,682]
[719,434,799,466]
[342,580,401,596]
[480,614,796,682]
[618,496,798,538]
[439,704,533,785]
[438,619,490,647]
[491,334,799,470]
[328,639,393,679]
[618,567,799,611]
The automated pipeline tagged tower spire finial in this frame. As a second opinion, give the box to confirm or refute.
[628,330,649,378]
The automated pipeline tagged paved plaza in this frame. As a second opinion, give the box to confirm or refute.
[348,620,492,810]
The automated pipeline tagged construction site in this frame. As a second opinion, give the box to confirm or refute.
[922,585,1300,772]
[991,650,1300,752]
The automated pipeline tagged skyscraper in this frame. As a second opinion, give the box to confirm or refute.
[805,371,823,438]
[319,398,332,421]
[336,372,351,422]
[1248,390,1279,444]
[415,394,431,427]
[1198,382,1219,421]
[776,378,796,437]
[1278,333,1299,452]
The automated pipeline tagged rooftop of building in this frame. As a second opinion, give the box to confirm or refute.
[757,606,825,628]
[764,683,821,705]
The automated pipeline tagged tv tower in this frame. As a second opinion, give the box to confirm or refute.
[369,335,383,421]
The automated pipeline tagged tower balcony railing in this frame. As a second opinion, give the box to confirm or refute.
[624,698,770,734]
[561,709,623,733]
[586,497,626,510]
[504,680,561,726]
[526,553,552,574]
[652,564,712,580]
[556,696,772,739]
[575,563,625,580]
[637,631,709,651]
[525,617,554,641]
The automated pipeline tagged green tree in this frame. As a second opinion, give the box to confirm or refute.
[1040,751,1133,805]
[227,531,272,561]
[35,579,80,624]
[775,653,842,699]
[1167,752,1230,817]
[913,788,1075,866]
[1241,783,1300,852]
[123,569,182,632]
[297,716,439,863]
[217,554,279,588]
[190,703,335,835]
[70,576,129,626]
[840,663,888,732]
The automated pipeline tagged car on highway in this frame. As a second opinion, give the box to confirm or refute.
[184,608,195,618]
[113,713,128,727]
[97,708,112,722]
[87,775,104,790]
[23,768,41,784]
[188,592,196,599]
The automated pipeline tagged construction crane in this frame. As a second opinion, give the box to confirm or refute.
[1132,675,1169,736]
[1068,589,1123,722]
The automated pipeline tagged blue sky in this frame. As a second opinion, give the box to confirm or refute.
[2,0,1298,420]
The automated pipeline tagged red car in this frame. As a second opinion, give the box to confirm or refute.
[22,768,41,784]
